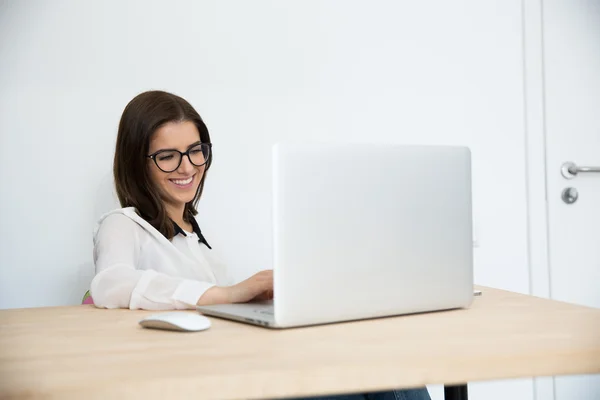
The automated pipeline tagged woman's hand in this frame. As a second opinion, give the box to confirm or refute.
[197,270,273,306]
[226,270,273,303]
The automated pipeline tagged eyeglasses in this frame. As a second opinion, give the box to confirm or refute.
[147,143,211,173]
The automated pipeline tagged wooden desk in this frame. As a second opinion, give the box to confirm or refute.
[1,286,599,400]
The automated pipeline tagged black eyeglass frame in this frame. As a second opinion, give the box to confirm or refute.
[147,143,212,173]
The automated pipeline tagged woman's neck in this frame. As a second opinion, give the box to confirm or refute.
[165,203,191,231]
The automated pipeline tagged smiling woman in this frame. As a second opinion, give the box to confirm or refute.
[112,91,213,239]
[90,90,274,310]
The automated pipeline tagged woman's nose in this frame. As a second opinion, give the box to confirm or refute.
[177,155,194,174]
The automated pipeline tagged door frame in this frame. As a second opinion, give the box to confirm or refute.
[522,0,555,399]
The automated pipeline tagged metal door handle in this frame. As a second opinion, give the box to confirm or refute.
[561,162,600,179]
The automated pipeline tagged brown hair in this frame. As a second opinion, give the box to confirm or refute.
[113,90,212,239]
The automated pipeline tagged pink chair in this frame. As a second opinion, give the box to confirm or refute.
[82,290,94,305]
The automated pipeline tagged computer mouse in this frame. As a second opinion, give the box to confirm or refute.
[139,312,211,332]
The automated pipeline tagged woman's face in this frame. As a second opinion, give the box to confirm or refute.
[148,121,206,210]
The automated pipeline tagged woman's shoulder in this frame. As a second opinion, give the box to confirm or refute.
[94,207,145,237]
[96,207,141,225]
[93,207,167,244]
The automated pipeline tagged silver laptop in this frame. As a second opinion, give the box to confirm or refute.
[197,143,474,328]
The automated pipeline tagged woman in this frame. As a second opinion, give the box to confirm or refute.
[91,90,273,309]
[90,90,430,400]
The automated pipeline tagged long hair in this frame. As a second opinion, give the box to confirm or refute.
[113,90,212,239]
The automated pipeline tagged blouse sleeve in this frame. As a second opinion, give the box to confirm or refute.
[90,214,215,310]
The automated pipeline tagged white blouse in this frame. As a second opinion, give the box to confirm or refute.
[90,207,232,310]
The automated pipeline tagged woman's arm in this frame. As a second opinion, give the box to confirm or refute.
[90,214,273,310]
[91,214,215,310]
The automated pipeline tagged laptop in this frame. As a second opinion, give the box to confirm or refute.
[197,143,474,328]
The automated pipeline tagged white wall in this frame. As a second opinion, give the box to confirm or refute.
[0,1,533,399]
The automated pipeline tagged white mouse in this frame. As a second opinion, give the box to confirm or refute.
[139,312,211,332]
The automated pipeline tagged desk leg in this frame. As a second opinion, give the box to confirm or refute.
[444,384,468,400]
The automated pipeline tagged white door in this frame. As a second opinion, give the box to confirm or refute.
[543,0,600,399]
